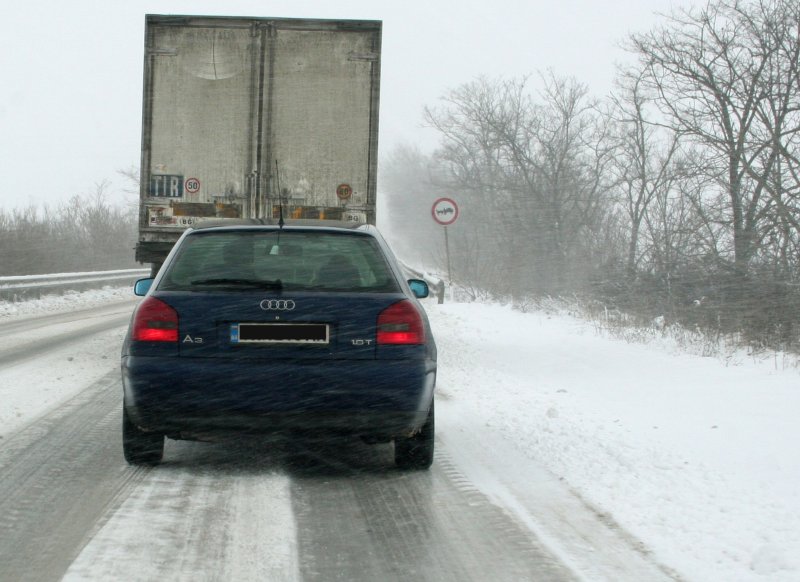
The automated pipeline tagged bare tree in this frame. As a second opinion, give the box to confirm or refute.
[628,0,800,276]
[424,77,528,294]
[525,73,614,290]
[752,0,800,272]
[424,74,611,296]
[609,69,682,276]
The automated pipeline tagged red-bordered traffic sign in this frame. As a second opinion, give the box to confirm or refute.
[431,197,459,225]
[336,183,353,200]
[185,177,201,194]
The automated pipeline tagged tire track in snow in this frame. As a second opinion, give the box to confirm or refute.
[435,393,683,582]
[0,302,134,369]
[0,371,147,582]
[63,439,300,582]
[289,437,577,581]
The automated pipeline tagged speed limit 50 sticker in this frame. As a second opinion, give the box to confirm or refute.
[185,177,201,194]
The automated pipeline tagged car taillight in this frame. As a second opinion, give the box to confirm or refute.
[377,300,425,345]
[132,297,178,342]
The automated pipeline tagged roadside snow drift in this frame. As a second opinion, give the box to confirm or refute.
[427,302,800,582]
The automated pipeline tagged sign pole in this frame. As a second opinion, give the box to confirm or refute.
[431,197,459,298]
[444,225,452,284]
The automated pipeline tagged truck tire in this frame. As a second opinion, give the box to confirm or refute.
[123,408,164,465]
[394,402,434,470]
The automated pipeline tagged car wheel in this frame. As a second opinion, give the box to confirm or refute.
[394,401,434,470]
[122,408,164,465]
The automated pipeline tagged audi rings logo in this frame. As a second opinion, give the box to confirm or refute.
[259,299,296,311]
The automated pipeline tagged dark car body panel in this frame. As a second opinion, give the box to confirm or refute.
[122,224,436,441]
[122,356,435,437]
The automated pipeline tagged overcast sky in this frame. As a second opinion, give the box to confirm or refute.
[0,0,680,210]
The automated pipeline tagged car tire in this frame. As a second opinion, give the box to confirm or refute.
[122,408,164,465]
[394,401,434,470]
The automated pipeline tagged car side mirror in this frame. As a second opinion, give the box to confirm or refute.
[134,278,154,296]
[408,279,429,299]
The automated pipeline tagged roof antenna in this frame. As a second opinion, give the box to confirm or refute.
[275,160,284,229]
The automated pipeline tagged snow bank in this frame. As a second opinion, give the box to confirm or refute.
[426,301,800,582]
[0,286,133,320]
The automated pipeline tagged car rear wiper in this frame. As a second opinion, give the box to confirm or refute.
[190,278,283,290]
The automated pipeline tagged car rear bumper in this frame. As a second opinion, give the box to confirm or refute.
[122,356,435,438]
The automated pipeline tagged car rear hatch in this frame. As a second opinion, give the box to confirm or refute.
[158,291,409,361]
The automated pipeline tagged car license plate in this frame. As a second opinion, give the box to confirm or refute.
[231,323,329,344]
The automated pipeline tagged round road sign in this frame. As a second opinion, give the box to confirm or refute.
[185,177,201,194]
[432,197,459,225]
[336,183,353,200]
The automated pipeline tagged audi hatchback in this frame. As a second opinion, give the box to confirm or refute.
[121,223,437,469]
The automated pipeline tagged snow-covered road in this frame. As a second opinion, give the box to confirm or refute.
[0,312,578,581]
[1,289,797,581]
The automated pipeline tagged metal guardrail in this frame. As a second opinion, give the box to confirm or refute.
[0,269,150,302]
[1,264,445,303]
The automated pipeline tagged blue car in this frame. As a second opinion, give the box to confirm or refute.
[121,223,437,469]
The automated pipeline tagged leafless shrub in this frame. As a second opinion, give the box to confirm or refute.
[0,182,137,276]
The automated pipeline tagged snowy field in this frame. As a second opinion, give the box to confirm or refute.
[428,302,800,581]
[1,287,798,581]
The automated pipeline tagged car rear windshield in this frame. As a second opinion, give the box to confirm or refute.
[158,230,402,293]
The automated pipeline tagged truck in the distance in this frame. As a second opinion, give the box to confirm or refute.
[137,15,382,274]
